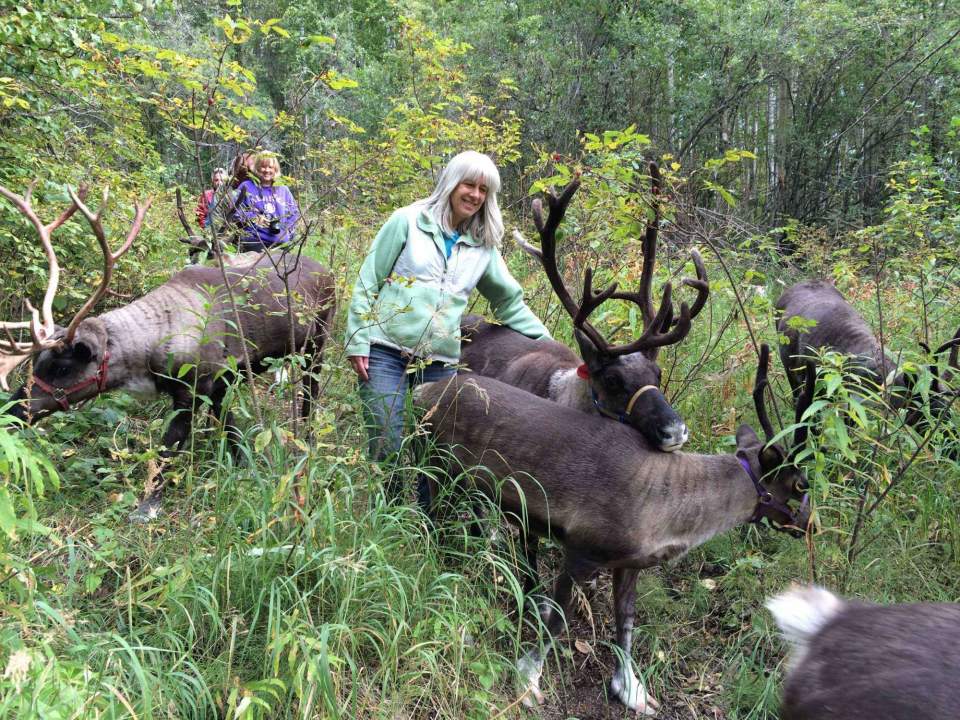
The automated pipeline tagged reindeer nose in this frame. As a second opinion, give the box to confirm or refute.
[659,421,689,452]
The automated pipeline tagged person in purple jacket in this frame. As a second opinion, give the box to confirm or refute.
[235,154,301,252]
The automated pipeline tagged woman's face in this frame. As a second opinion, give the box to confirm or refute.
[211,170,227,189]
[258,162,278,186]
[450,178,488,227]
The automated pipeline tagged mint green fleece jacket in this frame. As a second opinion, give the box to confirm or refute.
[345,205,550,363]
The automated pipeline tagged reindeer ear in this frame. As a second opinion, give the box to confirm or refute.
[67,319,107,363]
[71,340,94,363]
[735,425,767,480]
[574,328,605,372]
[738,424,788,475]
[735,424,762,454]
[760,444,787,472]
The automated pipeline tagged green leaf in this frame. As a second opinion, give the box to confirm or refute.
[0,488,15,539]
[84,573,103,594]
[254,429,272,454]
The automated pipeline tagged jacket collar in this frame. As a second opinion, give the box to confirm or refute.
[416,209,482,248]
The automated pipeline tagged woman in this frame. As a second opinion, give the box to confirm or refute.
[345,150,550,503]
[195,166,228,229]
[235,154,301,252]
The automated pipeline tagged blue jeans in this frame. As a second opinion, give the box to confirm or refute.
[359,344,457,505]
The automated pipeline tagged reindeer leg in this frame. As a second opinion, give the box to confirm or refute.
[518,555,596,708]
[610,567,659,715]
[130,385,194,523]
[520,531,541,598]
[210,378,242,458]
[300,310,331,423]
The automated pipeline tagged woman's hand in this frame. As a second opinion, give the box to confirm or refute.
[348,355,370,381]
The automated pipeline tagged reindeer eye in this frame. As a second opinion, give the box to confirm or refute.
[605,375,624,391]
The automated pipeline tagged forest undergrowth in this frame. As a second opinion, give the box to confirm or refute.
[2,1,960,716]
[2,189,960,718]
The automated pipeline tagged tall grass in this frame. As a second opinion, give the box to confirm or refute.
[2,232,960,719]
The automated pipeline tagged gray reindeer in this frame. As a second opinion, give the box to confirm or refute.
[415,344,812,714]
[776,279,960,435]
[461,165,708,453]
[0,183,335,521]
[767,585,960,720]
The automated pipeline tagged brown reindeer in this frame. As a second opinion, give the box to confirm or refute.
[776,279,960,436]
[415,344,812,714]
[461,165,708,453]
[776,280,891,397]
[0,183,335,521]
[767,585,960,720]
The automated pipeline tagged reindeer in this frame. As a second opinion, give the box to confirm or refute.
[0,183,335,521]
[414,344,813,714]
[767,585,960,720]
[776,279,960,436]
[460,165,708,453]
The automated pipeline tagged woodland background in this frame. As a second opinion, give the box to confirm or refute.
[1,0,960,718]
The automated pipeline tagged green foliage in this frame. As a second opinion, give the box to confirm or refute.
[1,1,960,717]
[0,411,58,550]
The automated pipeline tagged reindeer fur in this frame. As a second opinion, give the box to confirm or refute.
[775,279,891,394]
[460,315,688,451]
[9,254,335,517]
[416,374,807,714]
[768,586,960,720]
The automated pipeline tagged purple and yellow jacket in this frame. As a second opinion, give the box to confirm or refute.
[235,180,300,246]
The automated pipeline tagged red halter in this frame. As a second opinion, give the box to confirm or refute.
[30,351,111,411]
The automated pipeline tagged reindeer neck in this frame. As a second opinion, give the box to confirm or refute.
[98,283,208,389]
[626,453,759,562]
[548,366,593,413]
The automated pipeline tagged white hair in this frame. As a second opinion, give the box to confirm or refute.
[416,151,503,248]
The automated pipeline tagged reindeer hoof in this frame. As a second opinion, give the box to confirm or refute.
[517,652,545,708]
[610,665,659,716]
[129,494,163,524]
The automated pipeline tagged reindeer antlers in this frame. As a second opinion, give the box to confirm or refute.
[754,343,816,454]
[0,184,90,390]
[517,163,709,359]
[617,163,709,359]
[63,187,152,343]
[753,344,778,444]
[0,183,151,390]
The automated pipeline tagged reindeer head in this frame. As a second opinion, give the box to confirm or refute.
[515,164,708,452]
[8,319,110,420]
[1,184,150,420]
[737,344,814,536]
[574,328,687,450]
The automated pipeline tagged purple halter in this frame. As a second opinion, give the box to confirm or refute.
[738,456,809,536]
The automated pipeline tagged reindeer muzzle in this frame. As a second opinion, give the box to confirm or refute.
[739,456,812,538]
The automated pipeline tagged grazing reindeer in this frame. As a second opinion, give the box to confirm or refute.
[767,585,960,720]
[461,165,708,453]
[776,280,891,397]
[776,279,960,433]
[0,183,335,520]
[415,344,812,714]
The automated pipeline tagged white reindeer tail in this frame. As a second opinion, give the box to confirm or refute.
[766,585,844,649]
